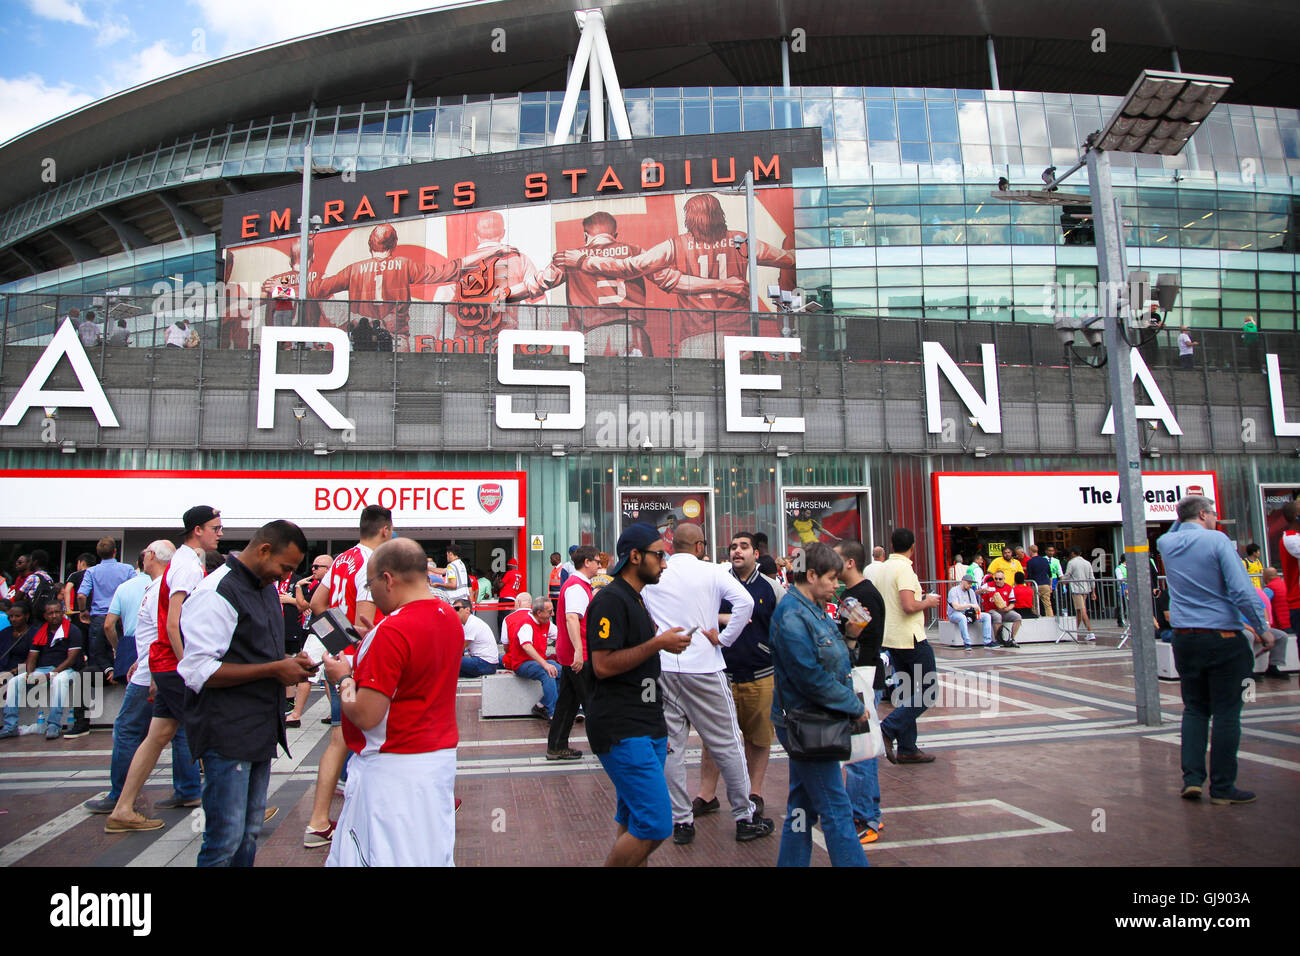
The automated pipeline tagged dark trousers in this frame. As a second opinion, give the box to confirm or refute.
[1171,630,1253,795]
[547,663,594,751]
[880,639,936,754]
[87,615,113,672]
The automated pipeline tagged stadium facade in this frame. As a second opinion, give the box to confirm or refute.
[1,0,1299,589]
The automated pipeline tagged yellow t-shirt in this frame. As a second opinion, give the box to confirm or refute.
[1244,558,1263,590]
[793,517,817,544]
[987,557,1024,584]
[880,554,927,649]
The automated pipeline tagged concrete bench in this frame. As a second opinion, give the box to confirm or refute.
[938,615,1062,646]
[479,670,542,718]
[1157,631,1299,680]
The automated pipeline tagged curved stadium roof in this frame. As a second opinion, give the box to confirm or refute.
[2,0,1297,280]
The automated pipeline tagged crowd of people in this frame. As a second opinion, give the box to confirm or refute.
[0,492,1295,867]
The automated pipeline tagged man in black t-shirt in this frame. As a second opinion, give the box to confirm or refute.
[587,523,690,867]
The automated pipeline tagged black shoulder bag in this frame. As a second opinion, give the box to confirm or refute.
[774,632,853,762]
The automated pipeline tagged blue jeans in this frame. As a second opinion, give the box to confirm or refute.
[3,667,78,732]
[197,752,270,867]
[515,659,559,716]
[459,656,500,678]
[947,610,993,646]
[109,682,200,801]
[881,640,936,755]
[775,726,867,867]
[845,690,883,829]
[1171,630,1253,796]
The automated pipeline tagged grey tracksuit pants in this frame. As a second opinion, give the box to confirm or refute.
[660,671,755,825]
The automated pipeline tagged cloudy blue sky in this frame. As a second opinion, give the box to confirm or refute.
[0,0,455,144]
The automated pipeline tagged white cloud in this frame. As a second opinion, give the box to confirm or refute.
[188,0,459,56]
[27,0,92,26]
[0,74,95,144]
[108,38,209,91]
[94,13,131,47]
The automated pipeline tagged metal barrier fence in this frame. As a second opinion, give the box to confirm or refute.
[920,576,1150,640]
[2,290,1297,371]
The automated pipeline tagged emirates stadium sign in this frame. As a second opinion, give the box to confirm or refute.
[222,130,822,244]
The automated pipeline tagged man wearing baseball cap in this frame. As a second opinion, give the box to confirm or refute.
[586,524,691,866]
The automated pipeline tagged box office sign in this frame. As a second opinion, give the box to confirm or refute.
[933,471,1220,526]
[616,487,714,558]
[782,487,871,557]
[0,470,526,530]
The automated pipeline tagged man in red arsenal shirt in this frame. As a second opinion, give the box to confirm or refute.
[1278,501,1300,639]
[315,223,507,352]
[548,545,599,760]
[511,211,746,357]
[496,557,523,634]
[106,505,223,833]
[257,238,323,331]
[501,596,559,721]
[569,194,796,356]
[304,504,393,849]
[324,538,463,866]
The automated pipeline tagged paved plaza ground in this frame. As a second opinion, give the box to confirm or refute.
[2,641,1296,868]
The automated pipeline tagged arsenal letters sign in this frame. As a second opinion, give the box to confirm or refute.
[222,129,822,244]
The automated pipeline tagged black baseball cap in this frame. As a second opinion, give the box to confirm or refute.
[610,523,663,576]
[183,505,220,533]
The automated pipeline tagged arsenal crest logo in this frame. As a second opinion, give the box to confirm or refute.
[478,483,503,514]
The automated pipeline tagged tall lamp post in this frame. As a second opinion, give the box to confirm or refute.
[1037,70,1232,726]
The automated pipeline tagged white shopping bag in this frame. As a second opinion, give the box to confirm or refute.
[846,666,885,764]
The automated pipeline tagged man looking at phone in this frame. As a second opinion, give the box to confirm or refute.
[178,520,316,866]
[641,522,772,846]
[304,505,392,849]
[323,538,464,866]
[587,524,691,866]
[878,528,943,765]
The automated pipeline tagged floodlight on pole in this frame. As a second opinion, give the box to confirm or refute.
[1095,70,1232,155]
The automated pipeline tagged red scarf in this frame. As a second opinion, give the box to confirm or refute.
[30,617,70,648]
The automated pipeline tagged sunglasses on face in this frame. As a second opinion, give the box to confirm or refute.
[640,549,669,562]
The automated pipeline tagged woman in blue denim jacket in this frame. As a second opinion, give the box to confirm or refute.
[769,543,868,867]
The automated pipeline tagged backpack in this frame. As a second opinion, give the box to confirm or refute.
[25,571,57,615]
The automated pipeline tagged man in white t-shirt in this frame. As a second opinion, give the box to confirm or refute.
[85,541,203,813]
[433,543,470,605]
[1178,326,1197,370]
[455,599,500,676]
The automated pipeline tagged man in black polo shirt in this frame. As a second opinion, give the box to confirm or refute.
[178,521,316,867]
[587,523,690,867]
[835,539,887,844]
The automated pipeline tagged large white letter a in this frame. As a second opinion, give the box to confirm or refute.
[0,318,118,426]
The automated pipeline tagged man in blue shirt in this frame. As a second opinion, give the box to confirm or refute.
[1157,494,1272,806]
[78,538,137,678]
[105,553,151,681]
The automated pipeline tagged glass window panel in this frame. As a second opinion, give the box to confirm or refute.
[653,104,680,136]
[875,205,919,226]
[802,99,834,140]
[865,102,896,141]
[795,207,829,228]
[969,266,1011,285]
[834,101,866,139]
[1012,266,1055,284]
[868,142,900,164]
[1259,272,1292,291]
[713,100,741,133]
[967,224,1010,244]
[924,287,968,307]
[1220,270,1255,289]
[828,205,872,226]
[795,227,830,246]
[922,204,966,224]
[925,266,968,284]
[1016,105,1047,146]
[900,142,930,163]
[922,224,967,244]
[927,103,958,143]
[837,141,867,165]
[1010,204,1054,224]
[829,227,872,246]
[879,287,922,310]
[898,105,927,141]
[1012,225,1057,244]
[743,101,772,130]
[361,111,385,134]
[795,187,827,207]
[683,103,710,135]
[1046,109,1075,148]
[967,202,1010,223]
[1179,228,1218,248]
[874,185,919,205]
[336,113,359,134]
[827,186,872,205]
[986,102,1018,145]
[773,99,801,128]
[878,267,921,286]
[1258,292,1292,310]
[1221,290,1258,309]
[919,185,964,203]
[832,288,877,309]
[520,104,547,133]
[932,143,962,164]
[833,268,876,286]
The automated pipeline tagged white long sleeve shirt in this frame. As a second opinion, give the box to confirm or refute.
[642,552,754,674]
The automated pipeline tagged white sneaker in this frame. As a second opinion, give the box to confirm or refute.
[1085,632,1096,642]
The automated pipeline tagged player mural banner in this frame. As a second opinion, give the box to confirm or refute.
[1260,484,1300,570]
[616,487,714,558]
[782,487,871,556]
[222,187,796,356]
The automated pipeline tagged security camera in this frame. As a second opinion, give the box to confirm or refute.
[641,436,653,451]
